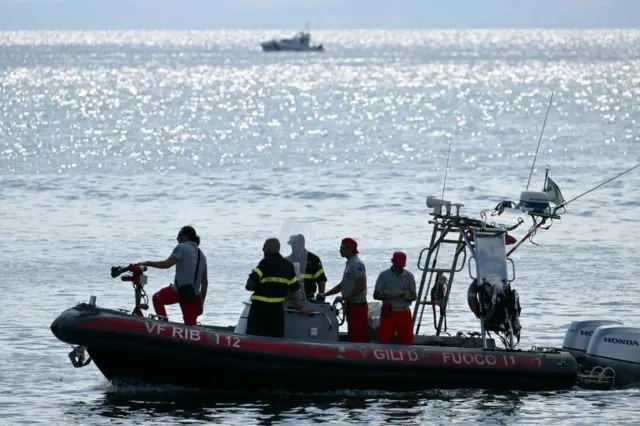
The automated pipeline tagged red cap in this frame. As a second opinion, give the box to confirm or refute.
[341,238,359,254]
[392,251,407,267]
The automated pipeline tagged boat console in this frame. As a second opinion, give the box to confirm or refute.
[233,299,341,342]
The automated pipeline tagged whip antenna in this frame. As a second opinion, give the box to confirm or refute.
[526,92,554,190]
[558,161,640,210]
[440,137,453,205]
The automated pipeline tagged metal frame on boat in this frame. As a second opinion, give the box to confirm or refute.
[411,178,562,352]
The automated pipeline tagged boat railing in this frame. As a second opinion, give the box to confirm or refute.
[413,198,475,338]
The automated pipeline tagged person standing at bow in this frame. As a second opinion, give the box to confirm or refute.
[373,251,417,345]
[319,237,369,343]
[285,234,327,301]
[138,226,208,326]
[246,238,306,338]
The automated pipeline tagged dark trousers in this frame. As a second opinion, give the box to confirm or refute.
[246,300,285,338]
[304,282,317,299]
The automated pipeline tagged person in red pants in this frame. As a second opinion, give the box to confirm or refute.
[319,237,369,343]
[373,251,417,345]
[138,226,208,326]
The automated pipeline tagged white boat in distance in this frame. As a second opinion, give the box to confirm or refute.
[260,31,324,52]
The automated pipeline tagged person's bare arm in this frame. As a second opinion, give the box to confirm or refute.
[140,256,177,269]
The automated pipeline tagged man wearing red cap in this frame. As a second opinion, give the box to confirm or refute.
[373,251,417,345]
[319,237,369,343]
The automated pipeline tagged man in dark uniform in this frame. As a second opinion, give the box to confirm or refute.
[245,238,305,338]
[285,234,327,301]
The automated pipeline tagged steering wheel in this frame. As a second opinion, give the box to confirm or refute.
[332,298,346,326]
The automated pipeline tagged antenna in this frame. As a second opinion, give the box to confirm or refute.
[440,137,453,205]
[558,161,640,209]
[526,92,554,191]
[543,165,550,191]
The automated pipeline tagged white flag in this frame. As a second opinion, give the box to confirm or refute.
[545,177,565,206]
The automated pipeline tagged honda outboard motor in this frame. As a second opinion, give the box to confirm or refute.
[562,320,623,359]
[583,325,640,387]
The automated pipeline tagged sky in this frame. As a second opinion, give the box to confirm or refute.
[0,0,639,30]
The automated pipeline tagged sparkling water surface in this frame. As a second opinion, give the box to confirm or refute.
[1,29,640,425]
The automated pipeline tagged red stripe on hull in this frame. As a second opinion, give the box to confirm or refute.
[79,316,545,370]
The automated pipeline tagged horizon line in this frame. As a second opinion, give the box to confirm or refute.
[2,27,640,31]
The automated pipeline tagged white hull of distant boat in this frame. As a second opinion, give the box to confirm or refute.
[260,31,324,52]
[261,42,323,52]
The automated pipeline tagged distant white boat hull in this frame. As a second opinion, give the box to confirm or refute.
[260,31,324,52]
[260,40,323,52]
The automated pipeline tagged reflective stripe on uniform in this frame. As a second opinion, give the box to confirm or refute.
[312,268,325,279]
[251,295,286,303]
[249,253,300,303]
[252,268,263,279]
[302,268,325,280]
[260,277,298,285]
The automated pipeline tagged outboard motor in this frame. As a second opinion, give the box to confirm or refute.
[582,325,640,387]
[562,320,623,359]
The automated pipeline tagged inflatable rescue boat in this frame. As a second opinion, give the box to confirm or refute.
[50,172,639,391]
[51,299,577,392]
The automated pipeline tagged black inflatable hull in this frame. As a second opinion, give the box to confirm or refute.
[51,303,578,392]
